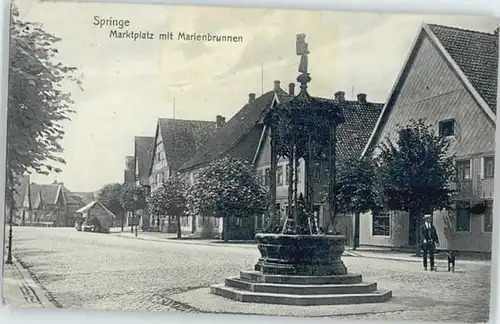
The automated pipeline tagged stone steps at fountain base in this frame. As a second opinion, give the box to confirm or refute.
[210,284,392,306]
[225,277,377,295]
[240,270,363,285]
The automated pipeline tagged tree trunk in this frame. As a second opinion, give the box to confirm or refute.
[176,214,182,239]
[223,216,229,243]
[353,212,360,250]
[121,212,124,232]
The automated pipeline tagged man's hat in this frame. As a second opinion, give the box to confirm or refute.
[424,214,432,219]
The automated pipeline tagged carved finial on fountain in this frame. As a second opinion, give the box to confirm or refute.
[296,33,312,92]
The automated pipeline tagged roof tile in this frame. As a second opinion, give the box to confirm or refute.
[428,24,498,112]
[158,118,218,170]
[180,88,288,171]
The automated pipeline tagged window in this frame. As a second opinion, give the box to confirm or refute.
[484,156,495,178]
[439,119,455,137]
[213,217,219,227]
[277,166,283,186]
[372,211,390,236]
[484,200,493,232]
[296,164,301,183]
[285,164,289,185]
[456,160,471,180]
[456,201,471,232]
[264,168,270,186]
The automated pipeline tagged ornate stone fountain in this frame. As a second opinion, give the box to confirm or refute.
[211,34,392,306]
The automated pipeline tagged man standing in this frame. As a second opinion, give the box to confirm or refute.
[420,214,439,271]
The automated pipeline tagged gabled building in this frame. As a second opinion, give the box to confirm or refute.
[21,182,75,226]
[147,117,220,231]
[359,23,497,254]
[149,118,220,192]
[253,89,383,243]
[178,80,291,238]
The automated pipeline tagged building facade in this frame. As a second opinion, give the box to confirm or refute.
[359,23,497,254]
[178,81,290,239]
[148,117,219,232]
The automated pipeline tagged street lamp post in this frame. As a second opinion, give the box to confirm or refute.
[5,206,14,264]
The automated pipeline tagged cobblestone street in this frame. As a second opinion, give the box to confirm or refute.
[5,227,491,322]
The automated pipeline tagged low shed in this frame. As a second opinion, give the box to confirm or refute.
[76,201,116,233]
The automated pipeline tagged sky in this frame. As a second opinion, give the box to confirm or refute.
[14,0,499,192]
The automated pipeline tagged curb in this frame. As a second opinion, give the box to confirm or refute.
[114,233,258,249]
[3,255,58,308]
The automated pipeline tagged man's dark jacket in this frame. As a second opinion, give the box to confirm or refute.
[420,222,439,246]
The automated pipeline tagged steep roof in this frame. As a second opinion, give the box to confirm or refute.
[76,200,115,217]
[427,24,498,112]
[332,99,384,163]
[150,118,218,172]
[361,23,498,158]
[180,88,289,172]
[37,184,61,205]
[134,136,154,185]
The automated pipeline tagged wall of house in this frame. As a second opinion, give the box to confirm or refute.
[371,34,495,158]
[150,129,169,192]
[360,210,410,248]
[361,31,495,253]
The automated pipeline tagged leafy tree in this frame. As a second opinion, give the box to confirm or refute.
[376,118,456,254]
[336,156,382,249]
[97,183,125,231]
[149,176,188,238]
[120,183,147,231]
[6,7,82,208]
[187,156,267,242]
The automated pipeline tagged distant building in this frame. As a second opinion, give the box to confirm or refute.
[14,177,92,227]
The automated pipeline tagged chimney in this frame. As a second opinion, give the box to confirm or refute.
[357,93,367,104]
[495,27,499,36]
[216,115,226,128]
[288,83,295,96]
[248,93,256,103]
[334,91,345,102]
[273,80,281,91]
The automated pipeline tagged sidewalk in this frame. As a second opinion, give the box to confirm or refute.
[2,255,56,308]
[114,231,258,249]
[114,231,491,266]
[346,249,491,265]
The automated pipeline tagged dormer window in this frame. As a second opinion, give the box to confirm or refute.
[439,119,455,137]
